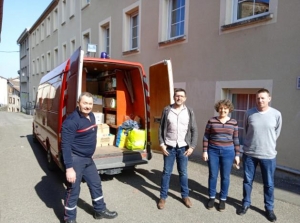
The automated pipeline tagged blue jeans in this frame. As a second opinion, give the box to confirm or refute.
[207,145,235,200]
[160,146,189,199]
[242,154,276,211]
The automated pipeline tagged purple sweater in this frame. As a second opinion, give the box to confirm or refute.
[203,117,240,155]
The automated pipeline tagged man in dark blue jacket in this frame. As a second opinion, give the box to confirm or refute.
[62,92,117,223]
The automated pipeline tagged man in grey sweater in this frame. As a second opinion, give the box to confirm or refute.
[237,88,282,222]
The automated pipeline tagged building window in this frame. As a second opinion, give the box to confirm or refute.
[169,0,185,38]
[32,32,35,48]
[54,47,58,67]
[53,8,58,31]
[32,60,35,75]
[62,0,66,25]
[36,58,40,74]
[70,0,75,18]
[47,51,51,72]
[99,18,111,56]
[62,43,67,61]
[47,16,51,36]
[234,0,269,22]
[81,0,90,9]
[41,55,45,74]
[41,22,45,41]
[70,38,76,54]
[130,13,139,50]
[82,31,90,56]
[159,0,188,45]
[122,1,140,54]
[105,27,110,55]
[231,93,256,145]
[220,0,277,32]
[36,28,39,45]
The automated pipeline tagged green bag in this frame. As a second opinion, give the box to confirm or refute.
[126,129,146,150]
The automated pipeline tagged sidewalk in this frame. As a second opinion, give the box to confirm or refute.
[189,149,300,207]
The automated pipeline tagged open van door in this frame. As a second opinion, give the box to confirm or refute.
[149,60,174,152]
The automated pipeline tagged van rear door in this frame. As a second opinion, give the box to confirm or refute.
[65,48,84,115]
[149,60,174,152]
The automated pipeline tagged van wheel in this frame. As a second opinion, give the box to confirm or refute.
[47,149,57,171]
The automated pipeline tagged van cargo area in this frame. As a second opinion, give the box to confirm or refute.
[80,59,150,174]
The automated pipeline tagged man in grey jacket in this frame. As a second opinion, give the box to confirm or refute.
[157,88,198,210]
[237,88,282,222]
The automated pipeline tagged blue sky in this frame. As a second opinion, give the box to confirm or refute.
[0,0,52,79]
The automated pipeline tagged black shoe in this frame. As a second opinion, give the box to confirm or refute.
[266,210,277,222]
[218,200,226,212]
[65,220,77,223]
[94,209,118,219]
[237,205,249,215]
[206,198,215,210]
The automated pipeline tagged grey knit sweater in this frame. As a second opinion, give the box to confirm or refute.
[243,107,282,159]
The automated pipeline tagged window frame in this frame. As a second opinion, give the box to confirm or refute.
[158,0,189,46]
[233,0,270,23]
[220,0,278,32]
[82,29,91,56]
[99,18,111,57]
[130,12,139,50]
[122,1,141,55]
[168,0,186,39]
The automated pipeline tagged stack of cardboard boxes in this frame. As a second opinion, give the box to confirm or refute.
[96,123,115,147]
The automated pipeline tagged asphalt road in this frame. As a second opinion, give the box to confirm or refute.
[0,112,299,223]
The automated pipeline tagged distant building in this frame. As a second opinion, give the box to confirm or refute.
[7,77,20,112]
[17,28,31,114]
[0,76,7,107]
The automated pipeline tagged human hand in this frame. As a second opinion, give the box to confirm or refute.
[235,156,240,166]
[202,152,208,161]
[161,145,169,156]
[184,148,193,157]
[66,168,76,183]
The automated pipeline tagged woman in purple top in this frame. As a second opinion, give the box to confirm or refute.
[202,99,240,211]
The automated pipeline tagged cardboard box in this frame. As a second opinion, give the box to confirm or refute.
[96,134,115,147]
[92,104,103,112]
[97,123,110,137]
[96,136,111,147]
[92,95,103,105]
[105,114,116,125]
[94,112,104,124]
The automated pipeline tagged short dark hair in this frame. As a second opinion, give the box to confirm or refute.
[257,88,270,96]
[214,99,234,113]
[173,88,186,97]
[78,92,93,102]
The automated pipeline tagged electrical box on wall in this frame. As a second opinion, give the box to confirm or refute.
[297,76,300,89]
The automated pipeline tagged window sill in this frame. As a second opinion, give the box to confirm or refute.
[81,3,90,10]
[159,35,186,47]
[221,13,273,31]
[122,48,139,55]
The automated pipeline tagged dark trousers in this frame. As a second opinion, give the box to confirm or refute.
[64,156,106,221]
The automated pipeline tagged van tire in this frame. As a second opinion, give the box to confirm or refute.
[47,149,57,171]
